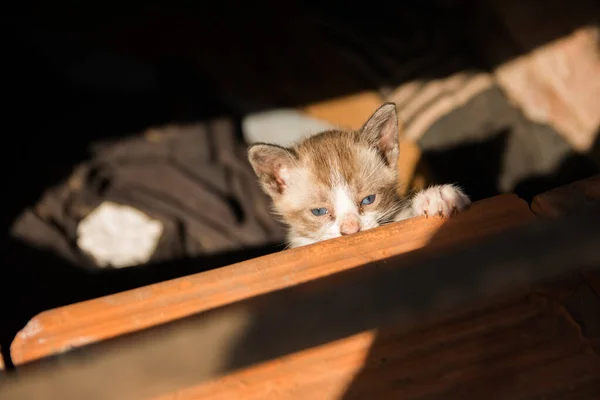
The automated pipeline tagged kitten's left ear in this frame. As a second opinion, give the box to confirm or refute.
[248,143,297,197]
[360,102,400,167]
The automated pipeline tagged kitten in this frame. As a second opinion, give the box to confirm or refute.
[248,102,471,248]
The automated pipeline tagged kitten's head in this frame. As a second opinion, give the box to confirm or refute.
[248,103,402,247]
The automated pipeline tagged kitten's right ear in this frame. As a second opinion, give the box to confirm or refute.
[360,102,400,167]
[248,143,297,196]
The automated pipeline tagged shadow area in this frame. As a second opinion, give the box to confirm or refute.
[414,81,600,203]
[338,125,600,398]
[336,196,600,399]
[3,201,599,400]
[0,236,283,370]
[5,0,599,233]
[421,128,599,203]
[215,200,600,399]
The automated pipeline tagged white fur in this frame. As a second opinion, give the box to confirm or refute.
[305,185,387,245]
[251,106,472,251]
[406,184,471,219]
[289,235,318,248]
[314,185,356,241]
[360,211,381,230]
[289,185,470,248]
[334,186,359,222]
[279,166,291,183]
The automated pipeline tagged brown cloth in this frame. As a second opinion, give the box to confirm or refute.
[11,119,285,269]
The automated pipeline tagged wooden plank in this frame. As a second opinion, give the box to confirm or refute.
[158,177,600,400]
[1,203,599,400]
[531,174,600,218]
[155,292,600,400]
[11,194,534,366]
[531,173,600,308]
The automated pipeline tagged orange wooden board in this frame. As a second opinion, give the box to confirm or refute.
[301,92,385,131]
[154,278,600,400]
[11,194,535,365]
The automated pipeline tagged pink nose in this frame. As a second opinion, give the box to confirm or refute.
[340,219,361,235]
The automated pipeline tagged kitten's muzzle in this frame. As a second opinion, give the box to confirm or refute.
[340,219,361,235]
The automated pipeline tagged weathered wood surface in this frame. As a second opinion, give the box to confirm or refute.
[1,200,599,400]
[532,174,600,312]
[531,175,600,218]
[156,279,600,400]
[159,191,600,400]
[10,194,533,366]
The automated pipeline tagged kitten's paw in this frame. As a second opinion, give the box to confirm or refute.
[412,185,471,218]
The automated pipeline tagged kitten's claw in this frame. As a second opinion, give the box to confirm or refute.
[412,184,471,219]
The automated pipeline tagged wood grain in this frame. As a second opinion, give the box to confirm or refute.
[152,202,600,400]
[11,194,534,366]
[531,173,600,312]
[154,286,600,400]
[3,199,600,400]
[531,174,600,218]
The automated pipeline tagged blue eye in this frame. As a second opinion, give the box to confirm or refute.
[311,208,328,216]
[361,194,376,205]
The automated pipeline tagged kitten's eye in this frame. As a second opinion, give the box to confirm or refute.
[361,194,376,205]
[311,208,328,216]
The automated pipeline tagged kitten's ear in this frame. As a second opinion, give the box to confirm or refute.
[360,102,400,166]
[248,143,297,196]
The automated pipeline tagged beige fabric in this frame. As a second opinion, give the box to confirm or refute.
[387,72,495,143]
[494,26,600,152]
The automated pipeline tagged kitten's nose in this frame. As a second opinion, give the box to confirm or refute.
[340,219,361,235]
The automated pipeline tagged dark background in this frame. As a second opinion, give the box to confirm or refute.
[3,0,599,368]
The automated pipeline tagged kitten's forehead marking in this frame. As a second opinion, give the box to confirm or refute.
[333,185,358,221]
[296,130,361,188]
